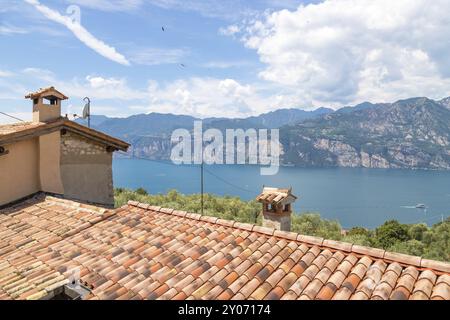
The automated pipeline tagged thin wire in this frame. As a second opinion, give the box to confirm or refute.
[116,152,258,195]
[203,167,258,195]
[0,111,25,122]
[116,152,179,167]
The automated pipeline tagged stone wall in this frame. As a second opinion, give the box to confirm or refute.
[262,211,291,231]
[60,131,114,206]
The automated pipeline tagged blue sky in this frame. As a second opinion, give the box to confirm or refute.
[1,0,450,123]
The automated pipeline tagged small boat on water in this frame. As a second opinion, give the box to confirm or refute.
[415,204,427,209]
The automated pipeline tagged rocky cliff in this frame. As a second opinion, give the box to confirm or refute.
[100,96,450,170]
[280,97,450,169]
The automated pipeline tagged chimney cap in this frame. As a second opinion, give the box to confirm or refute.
[256,186,297,205]
[25,86,68,100]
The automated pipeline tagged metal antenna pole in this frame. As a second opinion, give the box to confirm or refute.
[83,97,91,128]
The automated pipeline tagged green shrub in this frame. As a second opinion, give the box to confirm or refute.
[375,220,411,249]
[135,187,148,196]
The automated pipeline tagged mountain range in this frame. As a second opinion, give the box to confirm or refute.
[281,97,450,169]
[78,97,450,169]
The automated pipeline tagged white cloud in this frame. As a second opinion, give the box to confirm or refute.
[201,60,251,69]
[22,67,56,82]
[129,47,188,66]
[66,0,143,12]
[145,78,254,118]
[64,75,146,100]
[239,0,450,105]
[86,75,124,89]
[6,68,145,101]
[219,24,240,36]
[24,0,130,66]
[0,65,329,120]
[0,70,14,77]
[145,77,303,118]
[0,23,28,35]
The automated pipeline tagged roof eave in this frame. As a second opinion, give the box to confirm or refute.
[0,119,130,152]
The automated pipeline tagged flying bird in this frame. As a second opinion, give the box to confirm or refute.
[162,26,165,32]
[180,63,186,68]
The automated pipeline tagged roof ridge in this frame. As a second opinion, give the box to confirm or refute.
[0,118,129,151]
[43,195,111,214]
[126,200,450,274]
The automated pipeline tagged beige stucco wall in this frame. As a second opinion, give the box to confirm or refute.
[0,138,40,206]
[60,131,114,206]
[32,100,61,123]
[1,128,114,207]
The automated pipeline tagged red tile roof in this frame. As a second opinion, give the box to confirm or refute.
[25,87,68,100]
[0,118,129,152]
[256,187,297,205]
[0,195,449,300]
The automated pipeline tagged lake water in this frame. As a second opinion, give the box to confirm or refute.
[113,158,450,229]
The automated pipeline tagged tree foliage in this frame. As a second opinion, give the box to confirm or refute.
[374,220,410,249]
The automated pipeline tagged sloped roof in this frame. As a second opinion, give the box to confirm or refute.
[25,87,68,100]
[0,118,129,152]
[256,187,297,205]
[0,194,448,300]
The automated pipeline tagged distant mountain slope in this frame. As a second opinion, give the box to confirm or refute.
[96,113,198,139]
[85,107,331,138]
[75,115,109,127]
[280,97,450,169]
[438,97,450,109]
[336,102,386,114]
[82,97,450,169]
[247,107,333,128]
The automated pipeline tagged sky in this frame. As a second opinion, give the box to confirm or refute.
[1,0,450,123]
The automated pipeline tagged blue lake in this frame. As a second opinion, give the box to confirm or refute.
[113,158,450,229]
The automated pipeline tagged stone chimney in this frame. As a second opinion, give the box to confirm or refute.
[256,187,297,232]
[25,87,68,123]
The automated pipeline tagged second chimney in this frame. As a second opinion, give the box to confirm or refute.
[256,187,297,232]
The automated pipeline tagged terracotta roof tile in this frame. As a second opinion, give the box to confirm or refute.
[273,230,297,241]
[297,234,323,246]
[431,279,449,300]
[253,226,275,236]
[420,259,450,273]
[322,239,353,252]
[0,197,449,300]
[372,282,394,300]
[384,252,422,267]
[411,271,437,299]
[351,291,370,300]
[351,245,385,259]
